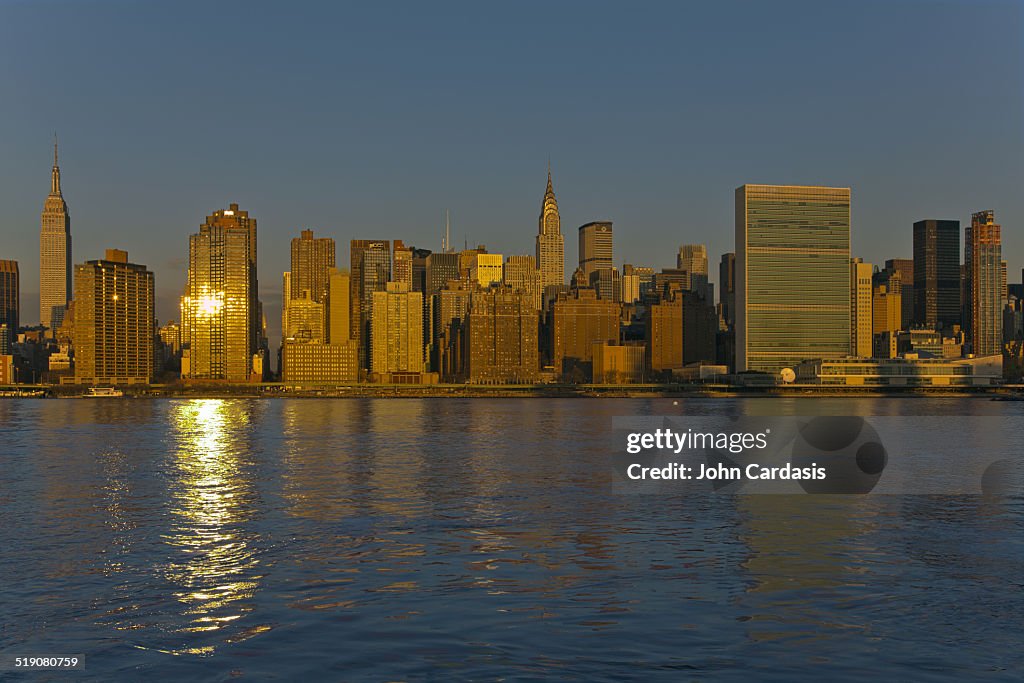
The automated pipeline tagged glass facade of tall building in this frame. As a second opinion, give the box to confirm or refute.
[0,260,18,354]
[182,204,258,382]
[912,220,961,329]
[289,229,335,302]
[966,210,1002,356]
[736,184,851,374]
[349,240,391,370]
[578,221,613,282]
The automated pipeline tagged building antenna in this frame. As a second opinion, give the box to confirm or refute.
[445,209,451,253]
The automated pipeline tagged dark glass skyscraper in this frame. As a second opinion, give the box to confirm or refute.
[349,240,391,370]
[0,260,18,354]
[912,220,960,329]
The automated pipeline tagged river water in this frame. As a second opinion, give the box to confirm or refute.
[1,398,1021,681]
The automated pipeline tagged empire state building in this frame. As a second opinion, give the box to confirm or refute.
[535,165,564,289]
[40,140,71,335]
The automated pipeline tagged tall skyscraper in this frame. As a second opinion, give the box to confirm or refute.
[850,258,873,358]
[550,288,620,377]
[433,280,473,378]
[392,240,413,291]
[622,264,655,305]
[290,229,335,302]
[736,185,851,374]
[350,240,391,369]
[646,286,684,372]
[465,288,539,384]
[40,140,71,335]
[884,258,914,331]
[536,167,564,289]
[327,267,351,344]
[469,253,503,287]
[283,289,325,342]
[677,244,708,278]
[872,281,901,358]
[504,255,542,311]
[965,210,1003,356]
[0,260,18,354]
[578,222,613,282]
[719,253,736,328]
[588,267,622,302]
[280,266,359,384]
[181,204,260,382]
[426,252,461,296]
[370,282,424,380]
[73,250,155,384]
[913,220,961,329]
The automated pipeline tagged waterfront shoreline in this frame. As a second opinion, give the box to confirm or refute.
[5,384,1023,399]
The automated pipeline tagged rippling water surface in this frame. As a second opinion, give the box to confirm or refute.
[1,398,1022,681]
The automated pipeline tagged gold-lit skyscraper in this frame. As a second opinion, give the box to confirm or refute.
[850,258,873,358]
[40,140,71,336]
[871,281,901,359]
[550,288,619,377]
[392,240,413,291]
[536,167,565,289]
[503,255,542,311]
[290,229,335,302]
[465,288,539,384]
[677,244,708,279]
[578,221,613,283]
[350,240,391,369]
[370,282,424,380]
[966,210,1002,356]
[73,249,155,385]
[736,184,851,374]
[469,253,503,287]
[181,204,260,382]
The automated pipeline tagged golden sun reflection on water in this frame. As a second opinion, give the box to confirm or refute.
[162,399,261,648]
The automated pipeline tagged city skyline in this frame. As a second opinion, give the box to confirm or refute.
[2,1,1021,340]
[4,150,1024,353]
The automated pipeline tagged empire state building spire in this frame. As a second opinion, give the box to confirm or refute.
[535,163,565,288]
[51,135,62,196]
[40,137,71,335]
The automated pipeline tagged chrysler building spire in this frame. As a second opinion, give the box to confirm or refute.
[535,164,565,288]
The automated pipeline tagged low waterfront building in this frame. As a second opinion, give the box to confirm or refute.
[591,341,645,383]
[280,340,359,385]
[795,354,1002,387]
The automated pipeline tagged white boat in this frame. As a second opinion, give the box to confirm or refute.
[84,387,124,397]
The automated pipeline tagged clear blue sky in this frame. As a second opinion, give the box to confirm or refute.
[1,0,1021,342]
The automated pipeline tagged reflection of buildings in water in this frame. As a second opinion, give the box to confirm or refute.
[278,399,427,613]
[32,400,159,580]
[280,399,429,520]
[280,399,363,520]
[735,495,882,644]
[163,399,261,649]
